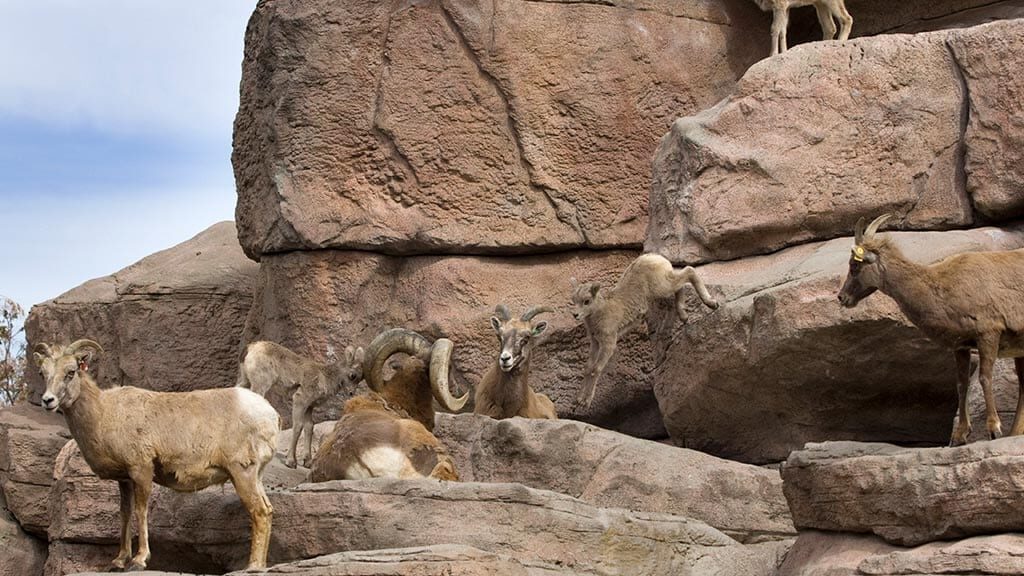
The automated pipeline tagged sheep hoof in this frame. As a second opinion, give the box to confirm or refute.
[284,459,298,469]
[126,561,147,572]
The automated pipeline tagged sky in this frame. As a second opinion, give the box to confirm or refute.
[0,0,257,333]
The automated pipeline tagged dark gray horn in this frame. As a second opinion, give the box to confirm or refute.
[520,305,554,322]
[363,328,433,392]
[494,304,511,322]
[864,213,892,240]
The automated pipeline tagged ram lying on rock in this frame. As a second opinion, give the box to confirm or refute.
[309,329,468,481]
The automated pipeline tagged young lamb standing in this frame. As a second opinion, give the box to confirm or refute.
[838,214,1024,446]
[34,339,278,571]
[473,304,557,419]
[751,0,853,56]
[571,253,718,409]
[236,341,364,468]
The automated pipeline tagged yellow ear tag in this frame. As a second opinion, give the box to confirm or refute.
[851,245,865,262]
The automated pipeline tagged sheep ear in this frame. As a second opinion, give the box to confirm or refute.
[343,345,355,364]
[74,349,96,371]
[589,283,601,297]
[354,347,365,366]
[33,352,46,368]
[532,321,548,336]
[490,316,503,333]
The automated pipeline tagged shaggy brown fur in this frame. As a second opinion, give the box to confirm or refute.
[474,304,557,420]
[752,0,853,56]
[839,214,1024,445]
[35,340,278,571]
[236,341,364,468]
[570,253,718,408]
[309,356,458,481]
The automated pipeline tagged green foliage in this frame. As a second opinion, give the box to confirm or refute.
[0,297,27,406]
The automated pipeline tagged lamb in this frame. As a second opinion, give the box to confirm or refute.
[309,328,467,481]
[570,253,718,409]
[838,214,1024,446]
[473,304,557,420]
[751,0,853,56]
[34,339,278,571]
[236,340,364,468]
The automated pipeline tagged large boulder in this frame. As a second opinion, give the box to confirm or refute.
[24,222,258,400]
[49,442,789,575]
[0,488,46,576]
[652,224,1024,464]
[245,248,688,438]
[0,404,69,536]
[782,438,1024,546]
[646,19,1024,264]
[232,0,770,259]
[433,414,794,543]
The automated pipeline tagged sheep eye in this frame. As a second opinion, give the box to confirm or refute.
[65,370,76,380]
[348,371,359,381]
[583,299,591,305]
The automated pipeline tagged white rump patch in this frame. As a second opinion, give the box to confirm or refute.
[234,387,279,423]
[345,446,421,480]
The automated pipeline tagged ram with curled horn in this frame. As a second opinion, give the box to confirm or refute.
[309,328,468,481]
[473,303,558,420]
[838,213,1024,446]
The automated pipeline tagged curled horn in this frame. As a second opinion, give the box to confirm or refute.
[864,213,892,240]
[32,342,53,357]
[520,305,553,322]
[494,304,511,322]
[65,339,104,358]
[427,338,469,412]
[854,216,867,245]
[363,328,433,392]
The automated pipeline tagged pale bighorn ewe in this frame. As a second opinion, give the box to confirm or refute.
[752,0,853,56]
[236,341,364,468]
[571,253,718,408]
[34,339,278,571]
[474,304,557,420]
[838,214,1024,446]
[310,328,468,480]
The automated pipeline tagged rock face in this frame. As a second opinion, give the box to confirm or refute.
[232,0,769,258]
[49,442,789,575]
[246,249,682,438]
[434,413,794,543]
[0,404,69,537]
[24,222,258,400]
[0,490,45,576]
[782,439,1024,546]
[652,224,1024,464]
[647,20,1024,264]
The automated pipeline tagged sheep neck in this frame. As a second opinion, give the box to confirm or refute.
[494,357,532,413]
[876,243,945,335]
[61,375,108,461]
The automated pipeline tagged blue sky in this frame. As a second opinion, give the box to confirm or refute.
[1,0,256,329]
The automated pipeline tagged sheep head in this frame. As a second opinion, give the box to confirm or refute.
[363,328,469,412]
[34,339,104,411]
[491,304,551,373]
[569,277,604,322]
[838,213,891,308]
[329,345,366,390]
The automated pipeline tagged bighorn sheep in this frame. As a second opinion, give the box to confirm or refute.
[570,253,719,408]
[236,341,364,468]
[309,329,468,481]
[838,214,1024,446]
[752,0,853,56]
[474,304,557,420]
[34,339,278,571]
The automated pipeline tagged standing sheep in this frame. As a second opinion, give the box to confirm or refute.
[237,341,364,468]
[34,339,278,571]
[838,214,1024,445]
[570,253,718,408]
[752,0,853,56]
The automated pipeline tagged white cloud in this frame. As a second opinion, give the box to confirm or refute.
[0,0,256,139]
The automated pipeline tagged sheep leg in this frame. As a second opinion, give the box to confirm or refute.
[978,338,1003,440]
[301,406,315,468]
[286,395,309,469]
[950,349,973,445]
[814,2,837,40]
[834,0,853,40]
[770,7,789,55]
[111,480,134,570]
[127,472,153,570]
[229,463,273,571]
[670,266,718,312]
[579,339,617,409]
[1010,357,1024,436]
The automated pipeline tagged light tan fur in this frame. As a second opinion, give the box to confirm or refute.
[474,304,557,420]
[309,356,459,482]
[236,340,364,468]
[839,214,1024,446]
[752,0,853,56]
[570,253,718,408]
[34,340,278,571]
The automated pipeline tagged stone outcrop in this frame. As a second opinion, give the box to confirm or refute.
[49,442,789,575]
[0,489,45,576]
[0,404,69,537]
[652,224,1024,464]
[246,249,680,438]
[781,438,1024,546]
[232,0,770,258]
[433,413,794,543]
[24,222,258,401]
[647,19,1024,264]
